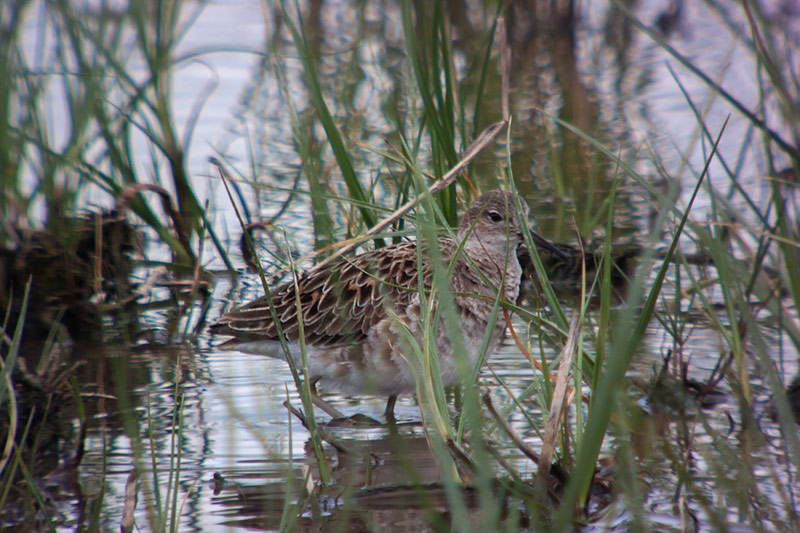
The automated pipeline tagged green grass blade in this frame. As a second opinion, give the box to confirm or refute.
[554,118,728,527]
[281,1,381,246]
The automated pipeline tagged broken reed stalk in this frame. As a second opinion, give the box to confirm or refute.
[538,313,581,477]
[307,119,508,274]
[504,308,590,405]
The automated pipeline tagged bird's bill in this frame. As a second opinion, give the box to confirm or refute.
[529,228,569,260]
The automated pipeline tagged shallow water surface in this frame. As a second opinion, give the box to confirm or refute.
[9,0,800,530]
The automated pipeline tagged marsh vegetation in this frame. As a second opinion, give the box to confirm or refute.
[1,0,799,530]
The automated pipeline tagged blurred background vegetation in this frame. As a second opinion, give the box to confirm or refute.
[2,0,800,530]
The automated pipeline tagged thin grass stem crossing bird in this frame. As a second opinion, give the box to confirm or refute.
[211,190,563,420]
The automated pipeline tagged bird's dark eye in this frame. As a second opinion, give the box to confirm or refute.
[487,210,503,223]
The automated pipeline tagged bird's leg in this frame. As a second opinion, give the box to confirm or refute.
[309,380,345,419]
[384,395,398,423]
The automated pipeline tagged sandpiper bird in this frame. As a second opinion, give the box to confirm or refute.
[212,190,562,419]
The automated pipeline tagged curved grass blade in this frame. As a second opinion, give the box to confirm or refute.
[553,117,729,527]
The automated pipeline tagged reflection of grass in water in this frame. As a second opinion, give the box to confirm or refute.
[238,1,800,530]
[5,0,800,529]
[2,0,221,528]
[610,2,800,529]
[2,0,231,270]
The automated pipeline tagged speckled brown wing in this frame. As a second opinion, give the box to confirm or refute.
[213,240,435,347]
